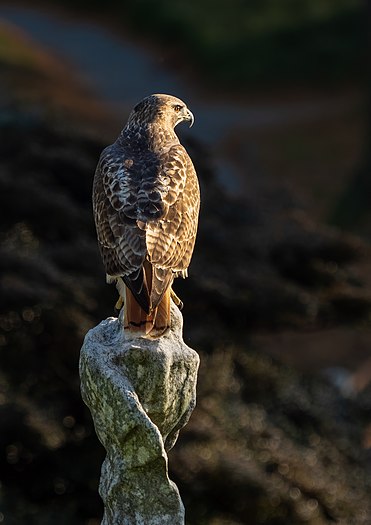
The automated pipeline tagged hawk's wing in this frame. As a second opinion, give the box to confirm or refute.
[93,145,146,275]
[146,144,199,306]
[93,144,151,311]
[93,143,199,312]
[147,145,199,268]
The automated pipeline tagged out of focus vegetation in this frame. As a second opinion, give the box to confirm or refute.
[2,105,371,524]
[3,104,371,523]
[48,0,363,86]
[1,3,371,525]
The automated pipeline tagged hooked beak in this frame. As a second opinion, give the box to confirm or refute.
[187,109,195,128]
[183,107,194,128]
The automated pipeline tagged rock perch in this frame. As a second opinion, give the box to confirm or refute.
[79,302,199,525]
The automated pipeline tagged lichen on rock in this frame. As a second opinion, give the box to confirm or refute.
[79,302,199,525]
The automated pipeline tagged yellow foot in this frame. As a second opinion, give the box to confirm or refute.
[170,288,183,310]
[115,295,124,311]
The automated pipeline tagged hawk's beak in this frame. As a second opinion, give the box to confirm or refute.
[184,108,194,128]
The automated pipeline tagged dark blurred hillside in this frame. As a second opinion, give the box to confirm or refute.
[3,106,371,525]
[1,9,371,525]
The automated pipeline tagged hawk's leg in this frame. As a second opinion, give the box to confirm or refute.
[170,288,183,310]
[112,276,125,314]
[115,295,124,313]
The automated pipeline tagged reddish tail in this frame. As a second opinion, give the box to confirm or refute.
[123,285,170,338]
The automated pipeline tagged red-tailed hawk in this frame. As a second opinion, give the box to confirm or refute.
[93,94,200,337]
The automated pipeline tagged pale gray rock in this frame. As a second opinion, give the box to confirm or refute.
[79,302,199,525]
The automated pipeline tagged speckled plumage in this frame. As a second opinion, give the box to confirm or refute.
[93,94,200,336]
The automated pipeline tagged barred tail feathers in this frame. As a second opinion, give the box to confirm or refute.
[123,284,171,338]
[123,285,153,335]
[149,285,171,337]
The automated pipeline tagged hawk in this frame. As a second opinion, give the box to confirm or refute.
[93,94,200,338]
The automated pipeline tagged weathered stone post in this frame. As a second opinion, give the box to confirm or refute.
[79,301,199,525]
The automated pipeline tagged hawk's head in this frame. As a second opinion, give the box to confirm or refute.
[127,94,194,130]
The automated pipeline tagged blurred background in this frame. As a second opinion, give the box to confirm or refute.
[1,1,371,524]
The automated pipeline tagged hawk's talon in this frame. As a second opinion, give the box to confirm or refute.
[170,288,183,310]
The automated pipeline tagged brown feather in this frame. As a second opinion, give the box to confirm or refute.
[123,286,153,335]
[149,287,171,338]
[123,283,171,338]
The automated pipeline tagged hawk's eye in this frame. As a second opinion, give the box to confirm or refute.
[173,104,183,113]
